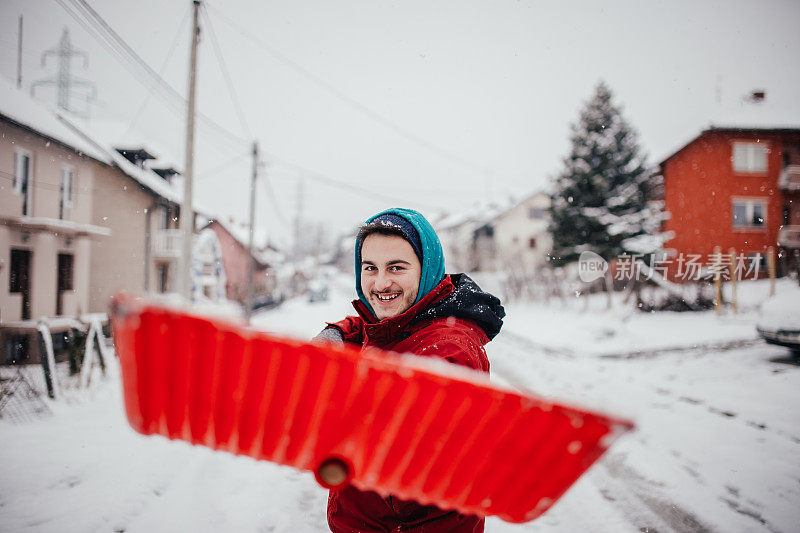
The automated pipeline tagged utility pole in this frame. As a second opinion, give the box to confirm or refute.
[31,28,96,115]
[180,0,201,300]
[17,16,23,89]
[245,141,258,324]
[294,178,304,260]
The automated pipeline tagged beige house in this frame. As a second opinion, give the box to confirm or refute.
[0,80,184,364]
[438,193,553,273]
[86,147,182,309]
[436,209,494,273]
[473,192,553,272]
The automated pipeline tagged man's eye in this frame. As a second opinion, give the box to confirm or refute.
[363,265,377,272]
[389,266,404,272]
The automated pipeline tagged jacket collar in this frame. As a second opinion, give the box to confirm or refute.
[352,275,455,343]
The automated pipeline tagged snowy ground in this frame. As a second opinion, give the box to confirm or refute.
[1,276,799,532]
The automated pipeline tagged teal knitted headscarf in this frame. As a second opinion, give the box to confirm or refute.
[355,208,446,317]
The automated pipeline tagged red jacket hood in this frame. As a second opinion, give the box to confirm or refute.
[330,274,505,347]
[338,275,456,346]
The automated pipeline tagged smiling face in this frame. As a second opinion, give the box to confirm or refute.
[360,233,422,320]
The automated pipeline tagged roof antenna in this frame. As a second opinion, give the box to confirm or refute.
[748,90,766,103]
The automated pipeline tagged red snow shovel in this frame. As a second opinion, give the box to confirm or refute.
[110,294,633,523]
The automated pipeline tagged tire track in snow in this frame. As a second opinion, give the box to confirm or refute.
[496,333,800,446]
[499,329,760,360]
[487,335,718,532]
[593,453,715,532]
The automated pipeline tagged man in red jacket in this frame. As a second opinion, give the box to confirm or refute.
[317,208,505,532]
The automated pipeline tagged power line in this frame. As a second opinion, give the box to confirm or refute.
[47,1,440,215]
[262,153,440,211]
[52,0,142,92]
[67,0,181,102]
[201,5,251,140]
[121,3,191,140]
[55,0,248,154]
[195,149,251,181]
[53,0,196,138]
[258,164,290,229]
[207,4,492,181]
[0,39,42,59]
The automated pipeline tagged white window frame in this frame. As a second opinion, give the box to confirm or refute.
[13,148,33,216]
[13,148,32,195]
[529,207,549,220]
[732,198,767,229]
[61,165,75,208]
[156,262,170,293]
[156,206,170,230]
[732,141,769,173]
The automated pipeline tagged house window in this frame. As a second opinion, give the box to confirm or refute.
[156,262,170,293]
[13,149,32,216]
[732,199,767,228]
[60,166,74,219]
[57,253,74,315]
[529,237,537,249]
[529,207,548,219]
[10,248,32,320]
[58,254,74,291]
[157,207,170,230]
[9,249,31,293]
[5,335,30,364]
[732,142,768,173]
[476,225,494,238]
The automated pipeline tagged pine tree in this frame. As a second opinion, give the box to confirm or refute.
[549,81,662,266]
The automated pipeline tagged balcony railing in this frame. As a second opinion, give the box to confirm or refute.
[151,229,183,258]
[778,165,800,191]
[778,225,800,249]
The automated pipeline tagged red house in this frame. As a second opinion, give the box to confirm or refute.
[659,127,800,280]
[201,219,276,305]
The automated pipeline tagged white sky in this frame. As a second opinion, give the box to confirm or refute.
[1,0,799,248]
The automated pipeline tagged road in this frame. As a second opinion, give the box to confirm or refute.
[1,291,798,532]
[487,333,799,532]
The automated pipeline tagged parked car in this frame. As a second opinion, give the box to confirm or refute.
[756,292,800,359]
[307,279,329,303]
[253,291,285,311]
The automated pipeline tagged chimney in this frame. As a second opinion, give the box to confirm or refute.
[749,90,766,103]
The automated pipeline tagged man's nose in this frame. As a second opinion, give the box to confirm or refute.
[374,272,392,291]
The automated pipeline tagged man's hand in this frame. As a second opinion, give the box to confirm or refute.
[313,327,344,344]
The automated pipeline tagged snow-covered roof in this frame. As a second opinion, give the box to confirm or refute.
[102,142,180,203]
[657,90,800,166]
[258,246,286,267]
[706,89,800,131]
[203,218,281,267]
[0,78,108,163]
[215,217,259,249]
[436,199,510,232]
[79,118,183,171]
[491,190,550,223]
[0,77,181,204]
[658,126,800,167]
[0,79,267,248]
[447,191,550,231]
[435,210,477,231]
